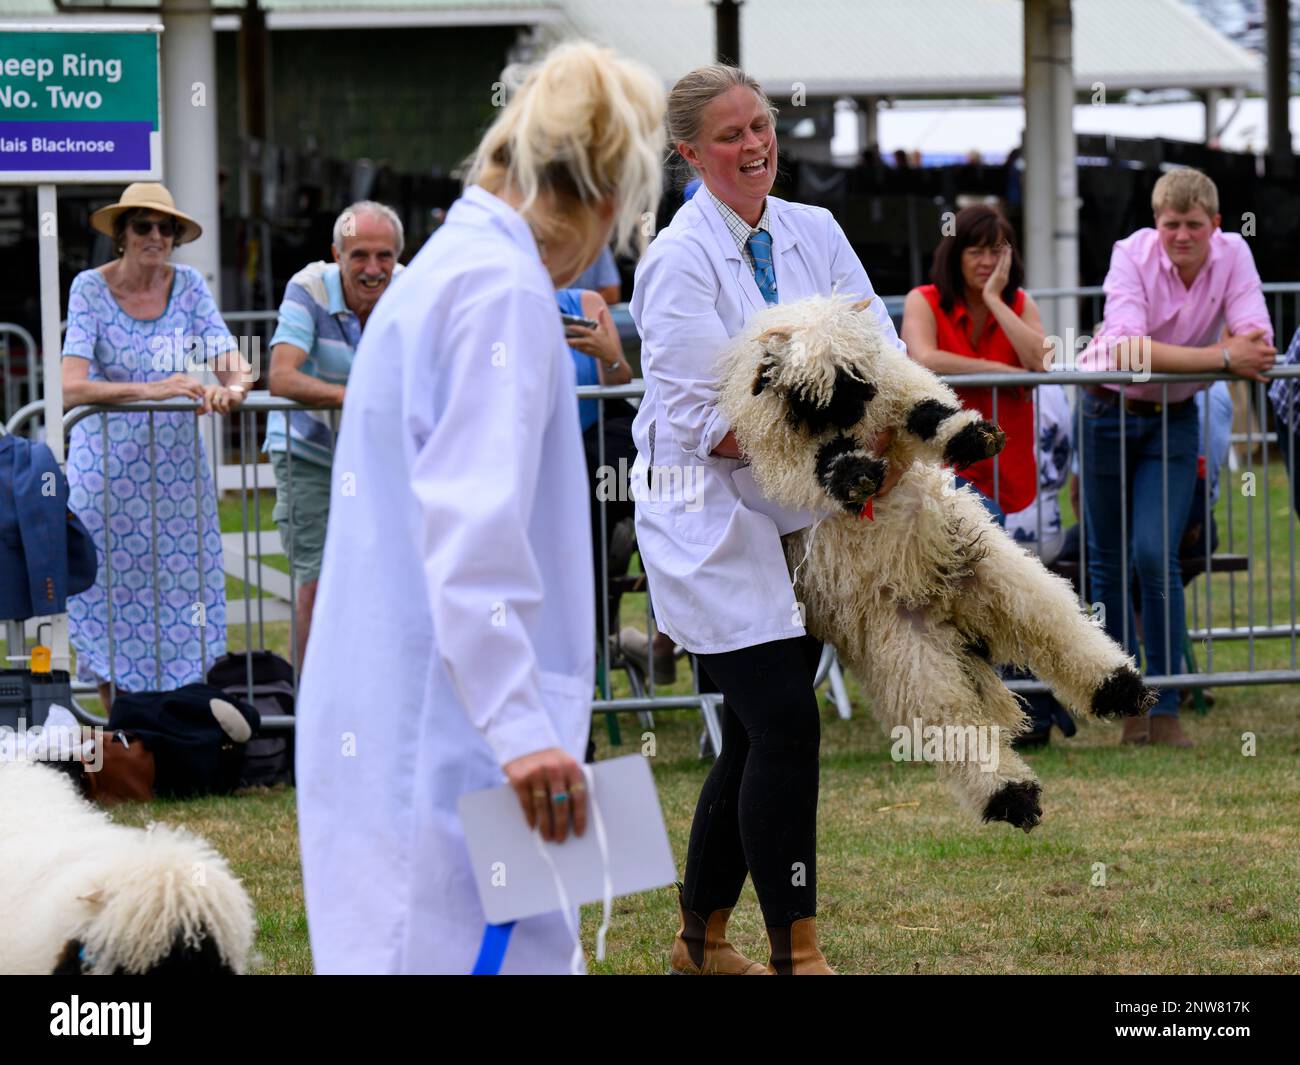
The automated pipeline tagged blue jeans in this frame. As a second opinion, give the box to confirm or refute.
[1080,392,1200,716]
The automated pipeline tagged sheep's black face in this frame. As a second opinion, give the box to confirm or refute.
[52,933,236,975]
[781,367,876,436]
[745,323,886,514]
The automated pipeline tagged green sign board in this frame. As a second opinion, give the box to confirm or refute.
[0,26,161,183]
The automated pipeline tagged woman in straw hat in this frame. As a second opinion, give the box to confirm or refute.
[295,40,664,974]
[61,182,252,711]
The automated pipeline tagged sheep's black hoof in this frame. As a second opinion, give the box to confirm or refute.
[828,454,886,511]
[1091,665,1158,718]
[983,780,1042,832]
[945,419,1006,469]
[816,435,886,511]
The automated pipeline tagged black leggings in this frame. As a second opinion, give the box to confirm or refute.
[682,634,823,928]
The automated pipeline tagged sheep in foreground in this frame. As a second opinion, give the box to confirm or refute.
[0,760,254,974]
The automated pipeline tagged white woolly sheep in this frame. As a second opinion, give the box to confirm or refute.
[0,761,254,974]
[716,295,1155,830]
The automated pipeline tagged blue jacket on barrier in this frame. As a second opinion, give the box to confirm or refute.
[0,434,97,622]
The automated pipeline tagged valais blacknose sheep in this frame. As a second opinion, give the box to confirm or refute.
[716,295,1156,830]
[0,761,254,973]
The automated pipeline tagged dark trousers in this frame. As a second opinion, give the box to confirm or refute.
[583,409,638,629]
[1279,419,1300,520]
[683,634,823,928]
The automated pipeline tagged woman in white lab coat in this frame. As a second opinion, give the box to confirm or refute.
[294,42,665,974]
[634,66,907,975]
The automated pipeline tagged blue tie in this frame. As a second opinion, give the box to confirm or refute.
[747,230,778,305]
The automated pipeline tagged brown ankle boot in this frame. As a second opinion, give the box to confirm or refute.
[1150,714,1193,748]
[669,884,768,975]
[1121,713,1150,745]
[765,916,835,975]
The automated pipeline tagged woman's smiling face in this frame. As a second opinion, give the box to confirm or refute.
[679,85,777,223]
[121,209,175,267]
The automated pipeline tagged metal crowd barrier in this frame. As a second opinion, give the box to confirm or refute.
[5,286,1300,735]
[0,323,40,426]
[7,363,1296,740]
[586,368,1300,727]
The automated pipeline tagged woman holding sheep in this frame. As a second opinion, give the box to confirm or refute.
[631,65,905,975]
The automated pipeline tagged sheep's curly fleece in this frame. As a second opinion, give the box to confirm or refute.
[0,761,254,974]
[716,295,1155,829]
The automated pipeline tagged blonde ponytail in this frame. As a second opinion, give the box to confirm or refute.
[467,40,666,258]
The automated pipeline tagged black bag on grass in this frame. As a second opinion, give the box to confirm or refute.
[207,651,296,788]
[108,684,260,798]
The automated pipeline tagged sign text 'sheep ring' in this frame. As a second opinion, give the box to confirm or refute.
[0,29,160,181]
[0,54,125,110]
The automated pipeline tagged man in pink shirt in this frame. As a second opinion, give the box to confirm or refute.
[1078,167,1275,747]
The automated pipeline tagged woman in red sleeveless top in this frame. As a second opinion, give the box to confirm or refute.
[901,205,1047,519]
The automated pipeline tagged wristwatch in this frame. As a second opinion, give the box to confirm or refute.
[1221,347,1232,372]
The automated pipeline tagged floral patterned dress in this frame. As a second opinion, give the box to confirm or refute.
[62,264,228,691]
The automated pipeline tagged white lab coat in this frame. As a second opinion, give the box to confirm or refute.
[630,192,905,653]
[295,184,594,974]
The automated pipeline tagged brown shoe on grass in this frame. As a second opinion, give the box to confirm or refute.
[1121,713,1150,745]
[668,883,768,975]
[765,916,835,975]
[1150,714,1194,748]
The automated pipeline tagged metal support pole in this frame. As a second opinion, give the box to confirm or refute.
[1022,0,1056,321]
[161,0,223,299]
[1203,87,1224,145]
[857,96,879,155]
[1266,0,1294,178]
[37,183,71,671]
[713,0,741,66]
[1049,0,1079,347]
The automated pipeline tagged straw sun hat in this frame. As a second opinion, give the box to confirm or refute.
[90,182,202,247]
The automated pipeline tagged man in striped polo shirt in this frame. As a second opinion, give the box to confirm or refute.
[266,200,404,666]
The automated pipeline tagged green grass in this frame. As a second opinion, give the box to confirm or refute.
[218,494,289,602]
[103,684,1300,975]
[81,461,1300,974]
[579,670,1300,975]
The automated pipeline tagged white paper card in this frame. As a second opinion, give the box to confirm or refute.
[732,464,816,535]
[458,754,676,925]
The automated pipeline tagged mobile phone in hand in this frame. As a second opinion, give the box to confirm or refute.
[561,312,599,333]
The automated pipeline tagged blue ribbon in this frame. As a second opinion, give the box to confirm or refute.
[471,921,515,975]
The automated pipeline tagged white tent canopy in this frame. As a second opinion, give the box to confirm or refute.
[559,0,1261,96]
[5,0,1265,97]
[858,95,1300,162]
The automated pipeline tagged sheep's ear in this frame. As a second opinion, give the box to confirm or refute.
[755,327,792,349]
[848,298,874,312]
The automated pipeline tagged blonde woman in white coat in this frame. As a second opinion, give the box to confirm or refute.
[633,66,906,975]
[295,42,664,974]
